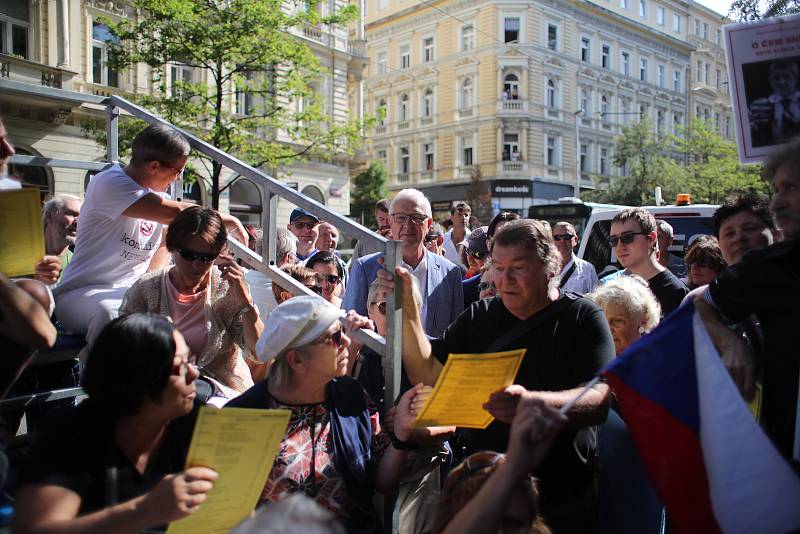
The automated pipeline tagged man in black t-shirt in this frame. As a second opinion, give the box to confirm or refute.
[379,219,614,532]
[601,208,688,315]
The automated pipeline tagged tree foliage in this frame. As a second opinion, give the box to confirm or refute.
[584,119,768,206]
[350,161,388,228]
[731,0,800,21]
[88,0,367,208]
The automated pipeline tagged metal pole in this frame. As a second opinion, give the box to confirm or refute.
[261,186,278,266]
[574,109,582,198]
[106,104,120,163]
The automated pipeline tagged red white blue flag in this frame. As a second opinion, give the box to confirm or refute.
[603,302,800,534]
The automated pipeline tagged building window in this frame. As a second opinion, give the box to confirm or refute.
[460,77,473,109]
[462,136,474,166]
[673,69,681,91]
[621,51,630,76]
[423,88,434,118]
[546,78,557,108]
[461,23,475,51]
[673,14,681,32]
[169,64,193,97]
[546,135,558,166]
[399,146,410,174]
[657,109,665,131]
[580,144,588,172]
[673,112,682,134]
[657,64,665,87]
[399,44,410,69]
[377,149,387,165]
[600,148,609,175]
[377,98,387,125]
[600,94,609,118]
[399,93,410,121]
[704,63,710,84]
[725,114,731,137]
[639,57,648,82]
[376,51,388,74]
[0,14,29,59]
[503,73,520,99]
[92,22,119,87]
[620,0,628,9]
[716,69,721,89]
[423,37,434,63]
[423,142,434,171]
[581,88,591,114]
[377,0,388,10]
[547,23,558,51]
[602,45,610,69]
[580,37,590,62]
[695,19,701,36]
[504,17,520,43]
[703,22,708,40]
[716,29,722,45]
[657,6,665,25]
[234,72,255,116]
[620,97,630,124]
[639,0,646,17]
[503,133,520,161]
[696,60,702,82]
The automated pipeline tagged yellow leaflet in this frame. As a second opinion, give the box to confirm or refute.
[167,407,291,534]
[413,349,526,429]
[0,189,45,277]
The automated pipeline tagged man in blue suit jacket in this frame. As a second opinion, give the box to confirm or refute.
[343,189,464,338]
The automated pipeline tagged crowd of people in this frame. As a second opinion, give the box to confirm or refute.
[1,113,799,534]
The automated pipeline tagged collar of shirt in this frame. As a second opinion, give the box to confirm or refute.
[560,255,576,274]
[401,254,428,275]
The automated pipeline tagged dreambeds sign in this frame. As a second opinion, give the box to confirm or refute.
[491,179,532,198]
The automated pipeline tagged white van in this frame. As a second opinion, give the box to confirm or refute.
[577,204,719,276]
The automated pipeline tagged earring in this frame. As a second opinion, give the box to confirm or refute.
[638,326,645,334]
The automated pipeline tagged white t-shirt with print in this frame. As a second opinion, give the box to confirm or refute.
[56,163,168,293]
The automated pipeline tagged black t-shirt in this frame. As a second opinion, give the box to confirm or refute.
[647,269,688,316]
[431,294,615,496]
[355,347,413,414]
[709,240,800,466]
[18,400,198,517]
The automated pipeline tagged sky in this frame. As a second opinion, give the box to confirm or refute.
[696,0,734,17]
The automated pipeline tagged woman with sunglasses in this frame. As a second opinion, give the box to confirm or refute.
[227,296,424,534]
[306,251,344,307]
[120,207,264,401]
[271,264,324,305]
[14,314,217,533]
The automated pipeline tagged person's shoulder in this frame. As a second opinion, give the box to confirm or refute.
[654,268,688,290]
[600,269,624,284]
[427,249,459,271]
[226,380,270,408]
[356,251,383,268]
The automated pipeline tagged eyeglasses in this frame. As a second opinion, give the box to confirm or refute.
[424,234,441,243]
[391,213,429,225]
[315,327,346,348]
[306,285,323,295]
[292,221,318,231]
[177,248,219,264]
[608,231,648,247]
[149,159,184,178]
[478,282,496,291]
[370,301,387,315]
[172,354,198,379]
[467,249,487,260]
[320,274,341,286]
[553,233,575,242]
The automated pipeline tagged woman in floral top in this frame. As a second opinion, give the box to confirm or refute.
[228,296,422,533]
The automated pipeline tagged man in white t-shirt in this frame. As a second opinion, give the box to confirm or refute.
[54,123,246,353]
[443,201,470,267]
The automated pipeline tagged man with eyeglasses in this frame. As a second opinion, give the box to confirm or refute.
[600,208,687,316]
[443,202,471,267]
[54,123,247,356]
[286,208,320,262]
[344,188,463,337]
[553,222,598,295]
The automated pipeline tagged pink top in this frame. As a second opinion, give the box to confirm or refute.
[165,270,209,356]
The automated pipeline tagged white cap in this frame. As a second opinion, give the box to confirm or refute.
[255,295,344,362]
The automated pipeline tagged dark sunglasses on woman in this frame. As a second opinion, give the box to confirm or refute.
[177,248,219,264]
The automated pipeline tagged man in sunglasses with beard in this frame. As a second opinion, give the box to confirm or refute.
[600,208,688,316]
[553,222,598,295]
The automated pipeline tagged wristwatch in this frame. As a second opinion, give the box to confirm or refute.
[388,432,418,450]
[237,301,256,316]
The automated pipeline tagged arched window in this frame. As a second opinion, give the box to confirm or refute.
[423,88,434,118]
[229,177,263,226]
[546,79,557,108]
[399,93,410,121]
[503,73,520,99]
[9,149,52,201]
[460,78,473,109]
[300,184,326,205]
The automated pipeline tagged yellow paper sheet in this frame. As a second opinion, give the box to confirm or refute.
[0,189,45,277]
[413,349,526,429]
[167,407,291,534]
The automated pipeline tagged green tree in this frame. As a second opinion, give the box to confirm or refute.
[350,161,388,228]
[90,0,367,208]
[731,0,800,20]
[673,119,769,204]
[465,166,492,226]
[584,120,681,205]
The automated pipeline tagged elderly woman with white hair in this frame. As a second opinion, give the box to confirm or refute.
[226,296,423,534]
[589,275,661,355]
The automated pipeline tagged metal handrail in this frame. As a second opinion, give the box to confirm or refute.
[1,78,404,406]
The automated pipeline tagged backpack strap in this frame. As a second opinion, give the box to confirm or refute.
[484,295,578,353]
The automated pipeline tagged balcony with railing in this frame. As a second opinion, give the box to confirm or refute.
[497,99,528,116]
[0,53,75,91]
[497,160,528,175]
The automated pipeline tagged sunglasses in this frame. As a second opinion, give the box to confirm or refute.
[608,231,647,247]
[553,233,575,242]
[316,327,346,348]
[307,285,323,295]
[320,274,342,286]
[292,221,318,231]
[392,213,429,225]
[370,301,387,315]
[177,248,219,264]
[467,249,487,260]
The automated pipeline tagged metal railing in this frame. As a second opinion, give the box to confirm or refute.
[1,77,404,410]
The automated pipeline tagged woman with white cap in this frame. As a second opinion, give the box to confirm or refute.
[226,296,423,534]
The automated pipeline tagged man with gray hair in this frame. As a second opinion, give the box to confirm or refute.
[655,219,686,278]
[275,227,298,267]
[54,123,247,352]
[33,195,82,286]
[374,218,614,531]
[344,188,463,337]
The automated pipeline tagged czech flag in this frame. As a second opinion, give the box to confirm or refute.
[603,302,800,534]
